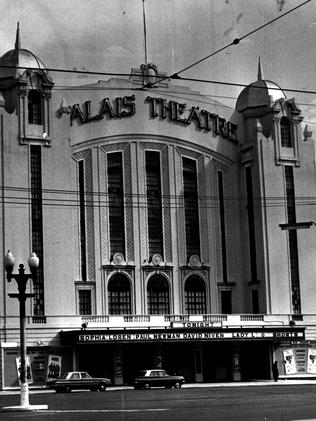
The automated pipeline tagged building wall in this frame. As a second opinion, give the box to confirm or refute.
[45,78,241,317]
[1,61,316,388]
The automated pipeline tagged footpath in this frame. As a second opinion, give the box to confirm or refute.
[1,378,316,395]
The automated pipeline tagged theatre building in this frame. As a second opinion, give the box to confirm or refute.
[0,27,316,389]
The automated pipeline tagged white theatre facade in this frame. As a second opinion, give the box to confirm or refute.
[0,28,316,388]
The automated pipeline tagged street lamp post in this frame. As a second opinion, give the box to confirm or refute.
[3,250,48,411]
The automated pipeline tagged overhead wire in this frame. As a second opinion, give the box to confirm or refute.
[164,76,316,97]
[0,6,314,236]
[1,185,316,210]
[0,2,312,100]
[49,81,316,97]
[0,66,314,97]
[0,65,132,78]
[146,0,312,88]
[0,7,314,201]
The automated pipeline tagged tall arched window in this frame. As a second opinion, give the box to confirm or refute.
[147,275,170,314]
[280,116,292,147]
[28,90,42,125]
[146,151,163,257]
[108,274,131,315]
[185,275,206,314]
[183,157,200,260]
[107,152,125,257]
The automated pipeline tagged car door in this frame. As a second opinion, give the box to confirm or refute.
[149,370,159,387]
[157,370,168,387]
[80,372,92,389]
[70,372,81,389]
[154,370,165,387]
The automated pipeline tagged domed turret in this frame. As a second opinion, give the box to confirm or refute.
[0,48,47,81]
[0,22,48,84]
[236,58,286,113]
[0,23,53,115]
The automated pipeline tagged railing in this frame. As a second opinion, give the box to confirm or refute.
[203,314,228,322]
[29,316,47,324]
[123,315,150,323]
[291,314,303,322]
[0,313,310,330]
[240,314,264,322]
[165,315,190,322]
[81,315,109,324]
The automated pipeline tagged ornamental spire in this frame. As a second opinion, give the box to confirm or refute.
[142,0,148,63]
[15,22,21,52]
[257,56,263,81]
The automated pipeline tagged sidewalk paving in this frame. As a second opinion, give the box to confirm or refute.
[2,378,316,395]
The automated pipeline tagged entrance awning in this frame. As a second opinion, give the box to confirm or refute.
[60,325,305,345]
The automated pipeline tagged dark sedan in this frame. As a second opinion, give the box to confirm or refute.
[47,371,111,392]
[133,369,185,389]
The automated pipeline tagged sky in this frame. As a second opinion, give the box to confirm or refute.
[0,0,315,126]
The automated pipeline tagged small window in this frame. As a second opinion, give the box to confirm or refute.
[280,117,292,147]
[252,289,259,314]
[28,90,42,125]
[78,290,92,315]
[221,290,232,314]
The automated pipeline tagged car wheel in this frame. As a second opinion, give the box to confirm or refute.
[98,383,107,392]
[174,382,181,389]
[143,383,150,390]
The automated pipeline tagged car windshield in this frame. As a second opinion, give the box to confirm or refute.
[61,373,69,379]
[80,372,91,379]
[137,370,148,377]
[152,370,167,377]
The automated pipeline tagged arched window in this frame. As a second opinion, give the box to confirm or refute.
[107,152,125,257]
[28,90,42,125]
[280,116,292,147]
[183,157,200,259]
[108,274,131,315]
[147,275,170,315]
[146,151,163,257]
[185,276,206,314]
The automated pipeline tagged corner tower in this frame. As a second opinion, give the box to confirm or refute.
[0,24,54,318]
[0,23,54,145]
[236,58,305,315]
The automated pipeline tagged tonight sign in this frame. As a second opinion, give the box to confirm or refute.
[69,95,238,142]
[77,329,304,343]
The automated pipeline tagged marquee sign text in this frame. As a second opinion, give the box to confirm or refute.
[78,329,304,343]
[69,95,237,143]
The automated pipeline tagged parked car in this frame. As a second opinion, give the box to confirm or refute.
[47,371,111,392]
[132,369,185,389]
